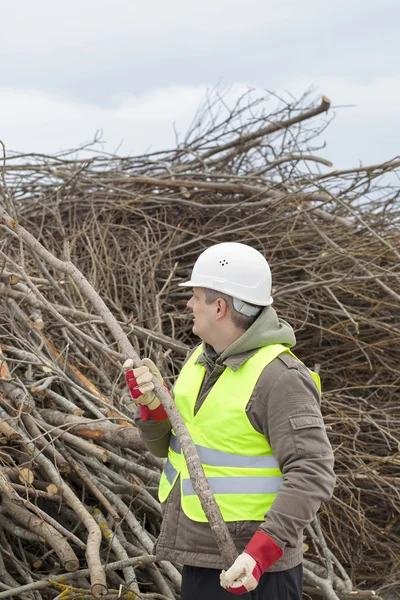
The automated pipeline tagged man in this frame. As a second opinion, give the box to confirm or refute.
[125,242,335,599]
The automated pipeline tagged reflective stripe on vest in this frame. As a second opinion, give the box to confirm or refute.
[170,433,280,469]
[158,343,321,522]
[164,459,179,486]
[182,476,284,496]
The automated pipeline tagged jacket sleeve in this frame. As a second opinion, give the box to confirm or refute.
[256,356,336,552]
[134,407,172,458]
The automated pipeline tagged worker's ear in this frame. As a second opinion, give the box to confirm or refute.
[215,298,228,320]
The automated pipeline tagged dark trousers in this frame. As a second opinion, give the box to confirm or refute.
[181,563,303,600]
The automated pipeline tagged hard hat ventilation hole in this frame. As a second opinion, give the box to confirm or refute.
[219,259,229,266]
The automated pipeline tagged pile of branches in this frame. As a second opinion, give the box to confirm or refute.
[0,90,399,599]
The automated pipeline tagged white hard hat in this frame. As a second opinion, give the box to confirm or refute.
[179,242,273,306]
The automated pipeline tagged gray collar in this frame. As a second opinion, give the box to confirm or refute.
[195,348,259,372]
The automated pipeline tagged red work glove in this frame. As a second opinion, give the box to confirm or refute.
[220,531,283,594]
[123,358,168,421]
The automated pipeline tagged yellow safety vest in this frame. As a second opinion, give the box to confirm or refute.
[159,343,321,522]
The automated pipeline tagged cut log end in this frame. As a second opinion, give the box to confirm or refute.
[64,558,80,572]
[59,463,72,476]
[91,583,108,598]
[18,468,34,484]
[123,358,134,371]
[46,483,59,495]
[321,95,331,110]
[32,559,42,569]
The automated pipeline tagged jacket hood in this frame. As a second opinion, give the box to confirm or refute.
[203,306,296,364]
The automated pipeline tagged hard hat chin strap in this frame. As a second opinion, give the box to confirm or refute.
[232,297,263,317]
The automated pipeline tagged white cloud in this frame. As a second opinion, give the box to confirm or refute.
[0,84,255,155]
[0,0,300,57]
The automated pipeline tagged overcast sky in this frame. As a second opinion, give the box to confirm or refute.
[1,0,399,169]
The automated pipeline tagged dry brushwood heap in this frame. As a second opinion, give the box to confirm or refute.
[0,91,399,600]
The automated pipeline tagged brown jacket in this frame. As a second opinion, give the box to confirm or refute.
[135,306,336,571]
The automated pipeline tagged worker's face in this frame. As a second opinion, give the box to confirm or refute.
[186,287,216,342]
